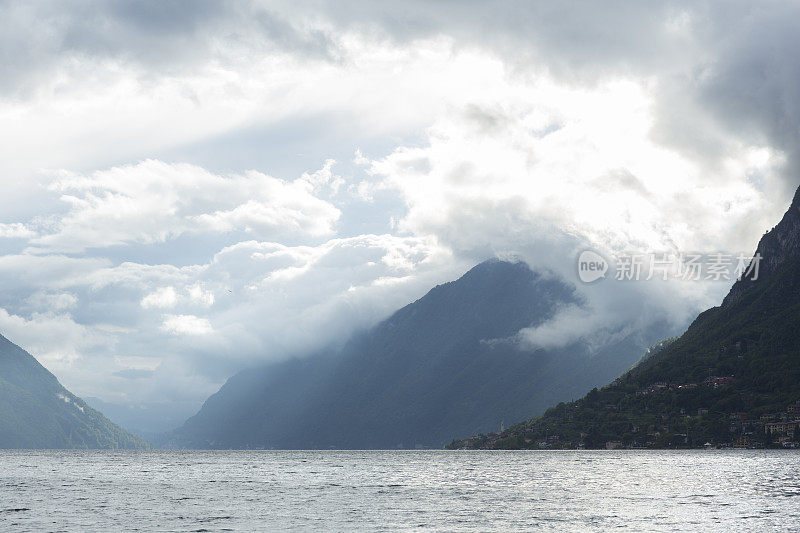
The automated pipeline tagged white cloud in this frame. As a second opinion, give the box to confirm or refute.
[0,308,112,366]
[195,233,456,359]
[26,160,341,253]
[25,291,78,311]
[141,287,178,309]
[301,158,344,193]
[0,254,112,290]
[188,284,215,307]
[367,77,781,260]
[161,314,213,336]
[0,222,35,238]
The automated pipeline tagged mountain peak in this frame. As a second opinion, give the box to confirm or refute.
[382,258,575,345]
[169,258,664,449]
[466,257,528,274]
[723,184,800,306]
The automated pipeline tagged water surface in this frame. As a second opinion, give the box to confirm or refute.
[1,450,798,531]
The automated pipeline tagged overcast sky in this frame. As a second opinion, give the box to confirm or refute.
[1,1,798,414]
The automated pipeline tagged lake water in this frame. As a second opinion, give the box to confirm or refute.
[1,449,799,531]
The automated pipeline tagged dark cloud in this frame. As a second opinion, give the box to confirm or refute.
[0,0,339,98]
[5,0,800,194]
[0,1,684,98]
[695,2,800,197]
[294,0,692,77]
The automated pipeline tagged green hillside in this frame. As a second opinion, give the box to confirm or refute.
[448,188,800,450]
[0,334,149,449]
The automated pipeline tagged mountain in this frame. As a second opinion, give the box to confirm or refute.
[449,187,800,450]
[165,259,671,449]
[0,334,149,449]
[83,397,199,442]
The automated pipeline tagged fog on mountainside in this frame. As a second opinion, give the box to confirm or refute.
[165,260,674,449]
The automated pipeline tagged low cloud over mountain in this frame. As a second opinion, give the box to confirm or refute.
[1,1,799,426]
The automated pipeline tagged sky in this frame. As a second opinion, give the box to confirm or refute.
[1,1,799,423]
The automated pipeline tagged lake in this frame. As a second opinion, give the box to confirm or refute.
[1,450,798,531]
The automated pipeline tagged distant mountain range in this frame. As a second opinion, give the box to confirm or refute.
[450,186,800,450]
[164,259,671,449]
[83,397,198,443]
[0,334,148,449]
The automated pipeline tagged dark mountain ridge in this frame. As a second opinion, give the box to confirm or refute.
[450,186,800,449]
[166,259,671,449]
[724,185,800,306]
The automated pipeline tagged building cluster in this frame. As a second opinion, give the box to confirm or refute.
[457,397,800,450]
[759,401,800,447]
[696,400,800,448]
[635,376,733,397]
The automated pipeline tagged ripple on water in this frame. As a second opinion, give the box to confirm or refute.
[1,449,800,531]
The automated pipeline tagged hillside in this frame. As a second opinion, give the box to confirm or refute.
[165,259,671,449]
[0,334,149,449]
[448,187,800,450]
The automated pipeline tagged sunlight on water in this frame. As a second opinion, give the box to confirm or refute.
[1,450,799,531]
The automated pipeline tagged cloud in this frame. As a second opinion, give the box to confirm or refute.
[0,227,459,405]
[3,1,800,424]
[188,284,215,307]
[140,287,178,309]
[0,254,112,291]
[195,233,456,362]
[161,314,213,336]
[0,0,340,98]
[28,160,341,253]
[692,2,800,199]
[3,1,800,198]
[0,308,112,365]
[366,79,779,259]
[25,291,78,311]
[0,222,35,239]
[352,74,780,356]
